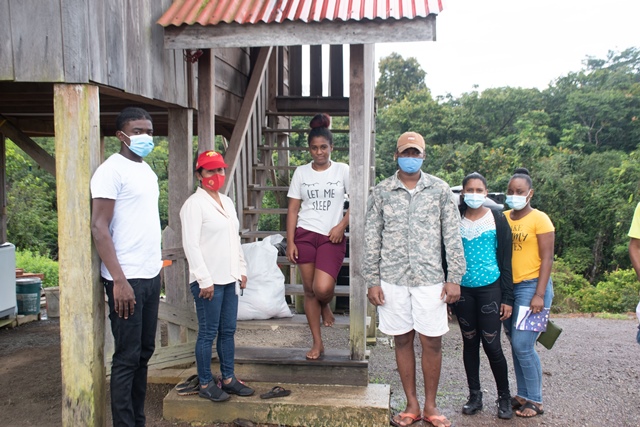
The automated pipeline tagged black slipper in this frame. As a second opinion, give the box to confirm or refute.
[260,386,291,399]
[175,375,199,395]
[516,401,544,418]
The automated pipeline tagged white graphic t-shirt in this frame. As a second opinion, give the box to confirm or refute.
[287,161,349,236]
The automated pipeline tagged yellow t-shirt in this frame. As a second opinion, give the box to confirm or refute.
[505,209,555,283]
[628,202,640,239]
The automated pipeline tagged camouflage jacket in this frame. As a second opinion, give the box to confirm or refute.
[363,171,466,288]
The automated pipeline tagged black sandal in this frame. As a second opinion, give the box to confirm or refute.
[511,397,523,410]
[516,401,544,418]
[260,386,291,399]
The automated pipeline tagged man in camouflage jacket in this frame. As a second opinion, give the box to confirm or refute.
[364,131,465,427]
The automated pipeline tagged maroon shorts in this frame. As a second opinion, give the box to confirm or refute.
[294,227,347,280]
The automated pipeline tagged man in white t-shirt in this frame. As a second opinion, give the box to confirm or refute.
[90,107,162,427]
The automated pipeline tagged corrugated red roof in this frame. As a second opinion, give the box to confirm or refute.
[158,0,442,27]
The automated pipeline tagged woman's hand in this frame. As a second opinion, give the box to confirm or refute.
[529,294,544,313]
[286,242,298,264]
[240,275,247,289]
[199,285,214,300]
[500,303,513,321]
[328,223,346,243]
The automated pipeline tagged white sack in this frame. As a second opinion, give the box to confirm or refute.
[238,234,293,320]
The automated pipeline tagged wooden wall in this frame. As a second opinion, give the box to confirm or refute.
[0,0,251,122]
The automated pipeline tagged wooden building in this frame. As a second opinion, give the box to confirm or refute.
[0,0,442,425]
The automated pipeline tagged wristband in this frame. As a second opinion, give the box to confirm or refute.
[534,293,545,299]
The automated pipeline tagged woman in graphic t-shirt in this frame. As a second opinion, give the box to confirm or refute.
[503,167,555,419]
[286,114,350,360]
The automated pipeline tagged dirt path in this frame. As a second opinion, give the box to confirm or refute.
[1,315,639,426]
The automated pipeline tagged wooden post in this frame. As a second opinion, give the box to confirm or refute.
[54,84,104,426]
[329,45,344,97]
[163,108,194,345]
[0,133,6,243]
[349,44,374,361]
[197,49,215,153]
[310,45,323,96]
[289,45,302,96]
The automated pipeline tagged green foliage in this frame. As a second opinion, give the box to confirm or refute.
[550,258,591,313]
[15,250,59,288]
[376,53,427,109]
[575,269,640,313]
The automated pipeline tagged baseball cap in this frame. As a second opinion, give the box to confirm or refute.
[397,132,425,154]
[196,150,228,170]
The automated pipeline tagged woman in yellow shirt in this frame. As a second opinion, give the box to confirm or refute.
[503,168,555,419]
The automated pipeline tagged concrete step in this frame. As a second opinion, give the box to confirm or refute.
[163,381,390,427]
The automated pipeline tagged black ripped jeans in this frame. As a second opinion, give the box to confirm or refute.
[453,280,510,397]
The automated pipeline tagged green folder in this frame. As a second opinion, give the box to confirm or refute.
[537,320,562,349]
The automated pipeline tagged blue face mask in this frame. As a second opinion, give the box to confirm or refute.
[397,157,423,174]
[122,132,154,158]
[505,190,531,210]
[463,193,486,209]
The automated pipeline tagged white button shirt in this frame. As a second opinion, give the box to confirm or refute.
[180,187,247,289]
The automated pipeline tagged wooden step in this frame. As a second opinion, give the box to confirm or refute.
[284,284,350,296]
[277,256,350,266]
[237,313,350,330]
[163,381,390,427]
[248,185,290,191]
[262,127,350,134]
[254,165,298,171]
[258,145,348,152]
[244,207,288,215]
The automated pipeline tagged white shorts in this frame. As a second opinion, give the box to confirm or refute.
[377,280,449,337]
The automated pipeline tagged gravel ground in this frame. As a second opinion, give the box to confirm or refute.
[1,314,639,426]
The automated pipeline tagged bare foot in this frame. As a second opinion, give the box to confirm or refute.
[305,344,324,360]
[321,304,335,327]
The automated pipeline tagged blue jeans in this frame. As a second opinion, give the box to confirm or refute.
[190,281,238,385]
[503,278,554,404]
[104,275,161,427]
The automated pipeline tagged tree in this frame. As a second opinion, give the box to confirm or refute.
[375,53,427,109]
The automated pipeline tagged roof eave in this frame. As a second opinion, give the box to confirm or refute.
[162,15,437,49]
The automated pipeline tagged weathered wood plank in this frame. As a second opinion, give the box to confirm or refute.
[309,45,322,96]
[150,0,167,101]
[158,300,198,331]
[284,284,350,297]
[289,45,302,96]
[61,0,90,82]
[106,0,126,90]
[164,17,437,49]
[10,0,64,81]
[0,0,14,80]
[215,58,248,105]
[329,45,344,97]
[348,44,375,361]
[197,49,215,152]
[0,117,56,176]
[164,108,194,345]
[124,0,153,98]
[221,46,272,195]
[275,97,349,115]
[54,84,104,427]
[88,0,107,84]
[216,47,250,76]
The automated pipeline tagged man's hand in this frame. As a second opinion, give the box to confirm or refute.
[240,275,247,289]
[441,282,460,304]
[113,278,136,319]
[500,303,513,321]
[199,285,214,301]
[367,286,385,306]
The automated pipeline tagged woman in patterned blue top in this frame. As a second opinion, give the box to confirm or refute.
[453,172,514,420]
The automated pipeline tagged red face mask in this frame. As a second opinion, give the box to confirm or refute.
[201,173,225,192]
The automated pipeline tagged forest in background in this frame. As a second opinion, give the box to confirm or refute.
[5,48,640,312]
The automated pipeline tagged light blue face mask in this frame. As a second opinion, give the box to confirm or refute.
[398,157,423,174]
[506,190,531,210]
[122,132,154,158]
[463,193,486,209]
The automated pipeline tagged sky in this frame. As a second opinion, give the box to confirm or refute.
[375,0,640,98]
